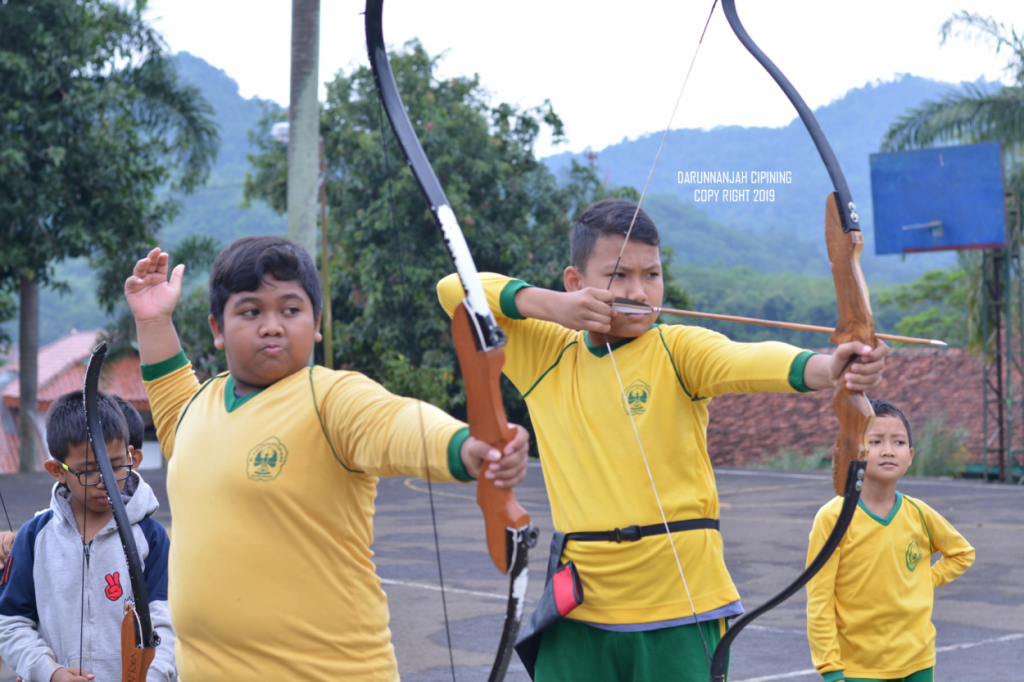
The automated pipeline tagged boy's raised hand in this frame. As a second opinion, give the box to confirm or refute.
[125,248,187,364]
[460,424,530,488]
[124,248,185,323]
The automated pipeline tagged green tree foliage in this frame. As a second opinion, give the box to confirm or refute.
[0,291,14,352]
[670,265,907,348]
[244,40,684,430]
[882,12,1024,199]
[1,0,219,469]
[0,0,219,293]
[875,260,973,348]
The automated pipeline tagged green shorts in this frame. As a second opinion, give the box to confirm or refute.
[534,617,727,682]
[844,668,934,682]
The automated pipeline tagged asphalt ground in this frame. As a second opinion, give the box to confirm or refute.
[0,465,1020,682]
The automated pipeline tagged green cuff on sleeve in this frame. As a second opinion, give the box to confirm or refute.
[788,350,818,393]
[140,350,189,382]
[447,427,473,482]
[499,279,533,320]
[822,670,845,682]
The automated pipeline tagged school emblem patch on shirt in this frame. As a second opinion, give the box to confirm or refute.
[247,436,289,482]
[623,379,652,416]
[905,539,923,571]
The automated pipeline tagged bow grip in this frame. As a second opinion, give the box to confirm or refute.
[824,193,876,496]
[120,605,156,682]
[451,301,532,574]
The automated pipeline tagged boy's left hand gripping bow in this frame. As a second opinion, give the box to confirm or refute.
[365,3,540,680]
[84,343,160,682]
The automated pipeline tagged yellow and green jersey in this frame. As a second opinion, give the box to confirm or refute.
[806,492,975,681]
[438,273,814,626]
[143,353,471,681]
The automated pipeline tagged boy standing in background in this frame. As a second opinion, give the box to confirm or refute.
[806,399,975,682]
[0,391,175,682]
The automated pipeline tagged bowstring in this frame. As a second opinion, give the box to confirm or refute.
[606,0,720,280]
[80,413,90,675]
[602,0,719,668]
[376,97,458,682]
[604,346,711,663]
[0,488,11,533]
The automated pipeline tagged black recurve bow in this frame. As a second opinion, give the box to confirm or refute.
[365,4,540,680]
[84,343,160,682]
[709,2,874,679]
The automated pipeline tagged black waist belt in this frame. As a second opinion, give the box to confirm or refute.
[565,518,719,543]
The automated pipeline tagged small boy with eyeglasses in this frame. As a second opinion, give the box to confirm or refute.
[0,390,176,682]
[0,396,152,568]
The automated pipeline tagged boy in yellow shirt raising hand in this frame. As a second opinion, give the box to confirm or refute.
[437,199,889,682]
[125,237,530,681]
[806,399,975,682]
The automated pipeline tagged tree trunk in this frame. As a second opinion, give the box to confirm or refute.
[18,275,39,473]
[287,0,321,257]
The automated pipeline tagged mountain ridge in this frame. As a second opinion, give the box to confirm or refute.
[545,75,999,281]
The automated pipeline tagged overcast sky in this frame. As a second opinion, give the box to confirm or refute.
[145,1,1022,157]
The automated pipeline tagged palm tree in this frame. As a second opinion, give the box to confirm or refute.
[882,12,1024,195]
[881,12,1024,351]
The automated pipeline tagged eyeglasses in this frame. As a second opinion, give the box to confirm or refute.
[61,452,134,487]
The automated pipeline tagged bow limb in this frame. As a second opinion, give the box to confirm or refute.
[717,0,876,495]
[708,2,873,679]
[84,343,159,682]
[365,3,539,679]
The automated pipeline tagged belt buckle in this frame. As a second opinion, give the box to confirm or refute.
[614,525,642,542]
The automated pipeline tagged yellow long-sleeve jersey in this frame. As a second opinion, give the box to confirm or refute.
[143,353,471,681]
[439,273,814,626]
[806,492,975,681]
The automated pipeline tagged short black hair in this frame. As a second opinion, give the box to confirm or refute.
[870,398,913,448]
[45,390,129,463]
[208,236,322,327]
[570,199,660,271]
[111,395,145,451]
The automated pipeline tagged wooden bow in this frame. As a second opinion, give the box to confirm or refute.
[708,3,872,679]
[365,3,540,679]
[84,343,160,682]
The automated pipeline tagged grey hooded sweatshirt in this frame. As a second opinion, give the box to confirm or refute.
[0,471,175,681]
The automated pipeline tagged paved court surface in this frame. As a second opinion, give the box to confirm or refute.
[0,465,1021,681]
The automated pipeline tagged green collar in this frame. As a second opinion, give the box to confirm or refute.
[857,491,903,526]
[224,375,264,413]
[584,325,656,358]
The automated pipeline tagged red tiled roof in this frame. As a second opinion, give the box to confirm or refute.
[0,329,148,473]
[99,355,149,408]
[31,356,148,411]
[0,432,20,474]
[706,347,985,465]
[2,330,101,404]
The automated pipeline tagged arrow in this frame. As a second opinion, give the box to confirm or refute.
[611,297,947,347]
